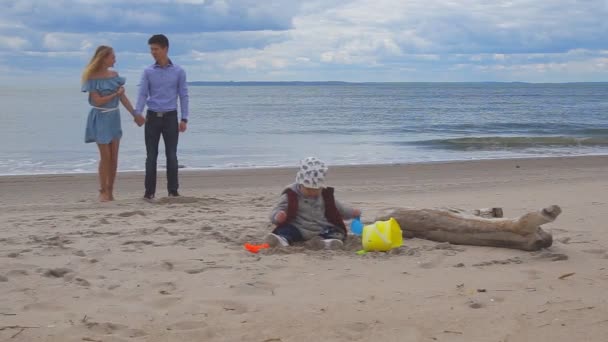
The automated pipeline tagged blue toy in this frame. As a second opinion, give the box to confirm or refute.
[350,216,363,235]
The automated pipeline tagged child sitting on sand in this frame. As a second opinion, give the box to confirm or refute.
[266,157,361,249]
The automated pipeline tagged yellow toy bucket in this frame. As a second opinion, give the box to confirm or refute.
[361,217,403,252]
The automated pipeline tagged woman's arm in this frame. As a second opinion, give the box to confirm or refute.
[122,92,146,126]
[120,93,136,116]
[90,87,124,107]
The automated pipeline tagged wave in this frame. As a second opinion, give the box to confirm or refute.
[409,136,608,150]
[261,123,608,137]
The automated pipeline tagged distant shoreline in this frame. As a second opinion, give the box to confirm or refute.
[1,154,606,178]
[187,81,608,86]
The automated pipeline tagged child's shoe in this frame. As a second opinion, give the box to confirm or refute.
[265,233,289,247]
[323,239,343,250]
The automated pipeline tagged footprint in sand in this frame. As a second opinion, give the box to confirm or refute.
[418,255,446,269]
[185,263,231,274]
[167,320,209,331]
[117,210,146,218]
[122,240,154,246]
[172,238,190,246]
[231,281,277,296]
[156,196,205,205]
[522,269,542,280]
[72,277,92,287]
[184,268,206,274]
[23,301,65,311]
[582,248,607,255]
[43,268,72,278]
[140,226,170,235]
[45,235,73,247]
[532,251,568,261]
[428,242,466,252]
[148,296,183,309]
[85,321,147,338]
[153,281,177,293]
[334,322,371,340]
[205,299,249,314]
[73,250,87,257]
[83,230,119,238]
[473,257,523,267]
[157,219,179,224]
[36,216,56,221]
[121,248,139,253]
[209,231,235,244]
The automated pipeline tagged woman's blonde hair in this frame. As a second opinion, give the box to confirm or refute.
[81,45,113,83]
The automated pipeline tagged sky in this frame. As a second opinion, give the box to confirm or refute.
[1,0,608,84]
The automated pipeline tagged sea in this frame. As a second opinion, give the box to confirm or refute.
[1,82,607,175]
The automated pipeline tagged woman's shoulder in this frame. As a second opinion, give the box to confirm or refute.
[88,71,119,80]
[82,72,125,91]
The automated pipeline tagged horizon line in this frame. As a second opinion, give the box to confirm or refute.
[187,80,608,85]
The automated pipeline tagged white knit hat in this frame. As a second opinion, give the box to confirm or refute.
[295,157,328,189]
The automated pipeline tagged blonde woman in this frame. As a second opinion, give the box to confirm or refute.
[82,46,145,202]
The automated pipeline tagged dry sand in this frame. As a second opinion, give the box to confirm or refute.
[1,156,607,341]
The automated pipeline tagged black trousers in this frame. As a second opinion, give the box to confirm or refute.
[145,110,178,195]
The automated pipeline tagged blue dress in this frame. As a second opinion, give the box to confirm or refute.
[82,76,125,144]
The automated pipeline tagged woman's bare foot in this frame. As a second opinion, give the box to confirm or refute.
[98,189,111,202]
[107,187,115,201]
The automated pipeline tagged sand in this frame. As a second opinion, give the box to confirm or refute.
[1,156,607,341]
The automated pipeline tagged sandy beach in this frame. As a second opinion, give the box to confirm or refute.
[1,156,607,342]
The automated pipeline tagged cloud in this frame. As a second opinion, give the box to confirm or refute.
[0,35,30,50]
[1,0,608,83]
[42,33,95,51]
[4,0,298,33]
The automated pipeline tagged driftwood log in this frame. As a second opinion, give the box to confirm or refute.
[374,205,561,251]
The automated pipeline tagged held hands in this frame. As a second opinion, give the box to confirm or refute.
[274,210,287,224]
[133,115,146,127]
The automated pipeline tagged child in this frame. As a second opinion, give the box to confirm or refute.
[266,157,361,249]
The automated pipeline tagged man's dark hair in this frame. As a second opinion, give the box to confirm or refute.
[148,34,169,48]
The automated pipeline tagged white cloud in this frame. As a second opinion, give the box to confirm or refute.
[0,35,29,50]
[175,0,207,4]
[22,51,85,57]
[0,20,24,29]
[1,0,608,82]
[80,40,93,50]
[42,33,97,52]
[43,33,72,51]
[226,57,258,70]
[270,58,288,68]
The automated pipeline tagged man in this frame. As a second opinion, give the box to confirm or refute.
[135,34,189,200]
